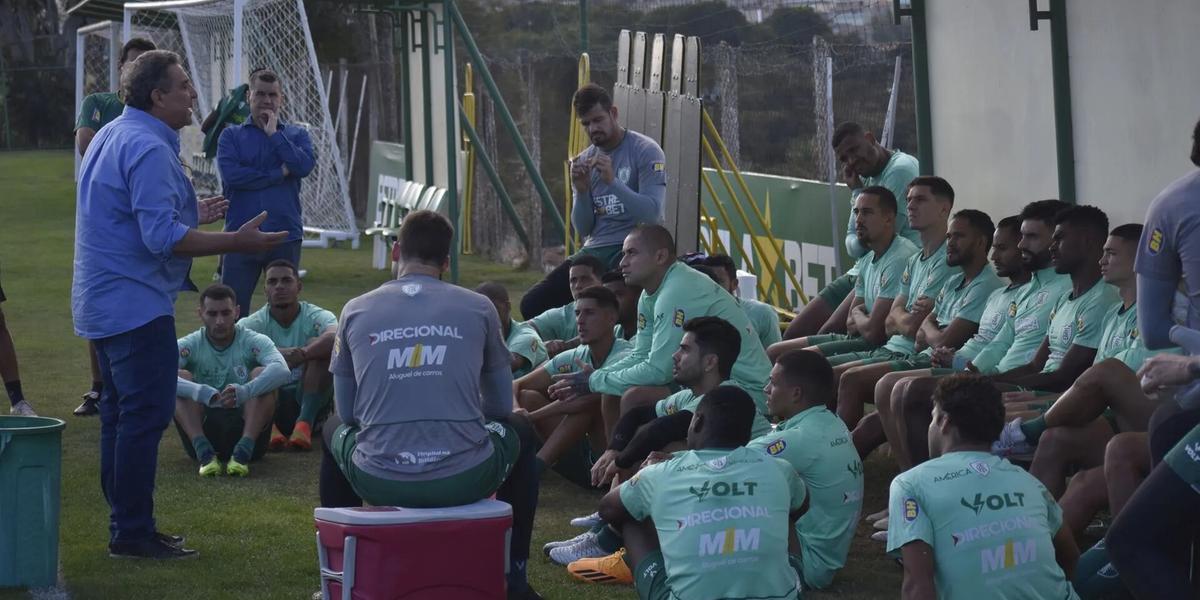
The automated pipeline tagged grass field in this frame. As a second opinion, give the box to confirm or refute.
[0,151,902,599]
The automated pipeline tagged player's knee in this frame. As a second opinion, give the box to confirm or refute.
[1104,433,1143,470]
[0,307,7,329]
[178,369,194,381]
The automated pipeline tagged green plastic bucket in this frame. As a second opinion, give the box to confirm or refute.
[0,415,66,589]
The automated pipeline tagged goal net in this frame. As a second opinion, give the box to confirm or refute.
[119,0,357,239]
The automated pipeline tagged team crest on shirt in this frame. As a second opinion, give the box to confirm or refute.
[904,498,919,522]
[402,283,422,296]
[968,460,991,477]
[1008,302,1018,317]
[180,347,190,358]
[618,166,631,184]
[1076,316,1085,334]
[91,108,101,122]
[901,269,911,285]
[673,309,685,327]
[234,365,248,380]
[1130,327,1139,340]
[706,456,728,470]
[1148,228,1164,255]
[766,439,786,455]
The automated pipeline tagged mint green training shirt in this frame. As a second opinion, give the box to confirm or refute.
[654,381,772,438]
[590,262,772,412]
[748,406,864,589]
[529,300,578,342]
[887,451,1079,600]
[883,240,959,354]
[619,447,806,600]
[917,266,1006,358]
[845,150,921,275]
[1041,279,1119,372]
[241,301,338,349]
[741,297,782,350]
[177,325,287,406]
[506,319,547,379]
[1094,301,1182,371]
[545,337,633,374]
[971,267,1073,374]
[853,235,921,312]
[949,281,1029,364]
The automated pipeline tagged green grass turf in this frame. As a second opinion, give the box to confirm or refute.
[0,151,902,599]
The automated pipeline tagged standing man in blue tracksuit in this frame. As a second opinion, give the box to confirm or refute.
[218,68,316,318]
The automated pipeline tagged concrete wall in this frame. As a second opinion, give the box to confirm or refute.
[925,0,1200,227]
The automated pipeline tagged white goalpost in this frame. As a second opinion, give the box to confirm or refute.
[118,0,358,246]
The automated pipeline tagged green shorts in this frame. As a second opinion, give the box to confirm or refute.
[633,550,805,600]
[272,384,333,435]
[549,435,597,489]
[175,405,271,463]
[575,244,623,271]
[813,337,876,358]
[826,348,932,370]
[331,421,520,507]
[1165,423,1200,491]
[817,273,856,307]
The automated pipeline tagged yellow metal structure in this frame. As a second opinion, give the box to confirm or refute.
[461,63,477,254]
[564,53,591,254]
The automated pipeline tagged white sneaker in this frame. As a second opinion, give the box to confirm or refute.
[10,400,36,416]
[870,530,888,543]
[569,511,604,528]
[872,517,889,531]
[548,533,609,566]
[992,418,1033,457]
[865,508,888,523]
[543,530,597,556]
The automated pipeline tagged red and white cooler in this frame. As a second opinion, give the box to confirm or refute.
[315,500,513,600]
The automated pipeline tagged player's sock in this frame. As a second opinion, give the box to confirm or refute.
[588,522,606,534]
[5,380,25,407]
[91,381,104,395]
[1019,416,1048,444]
[232,436,256,464]
[535,457,548,476]
[1071,539,1128,599]
[594,524,623,554]
[191,435,216,464]
[297,391,327,425]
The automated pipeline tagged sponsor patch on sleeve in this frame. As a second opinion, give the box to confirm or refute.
[673,309,685,327]
[766,439,787,455]
[1148,228,1164,255]
[653,162,665,172]
[904,498,919,522]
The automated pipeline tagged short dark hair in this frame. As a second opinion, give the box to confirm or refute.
[952,209,995,250]
[1053,204,1110,240]
[630,224,676,256]
[1019,199,1069,228]
[703,254,737,282]
[574,285,619,313]
[1192,117,1200,167]
[932,374,1005,445]
[199,283,237,305]
[1110,223,1144,243]
[908,175,955,205]
[569,254,607,278]
[683,316,741,381]
[264,259,299,278]
[775,350,834,404]
[831,121,866,148]
[996,215,1023,238]
[693,264,724,287]
[398,210,453,265]
[249,68,280,86]
[121,49,181,111]
[474,281,509,304]
[858,185,897,216]
[696,385,758,447]
[120,37,157,65]
[573,83,612,116]
[601,271,626,285]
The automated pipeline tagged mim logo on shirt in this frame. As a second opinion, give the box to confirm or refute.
[698,527,760,556]
[980,538,1036,573]
[387,344,447,369]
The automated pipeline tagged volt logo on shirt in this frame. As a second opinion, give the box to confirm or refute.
[698,527,760,556]
[980,538,1036,573]
[387,344,447,369]
[960,492,1026,515]
[688,480,758,501]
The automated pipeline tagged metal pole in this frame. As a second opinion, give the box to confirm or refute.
[398,12,413,178]
[348,74,368,186]
[579,0,588,54]
[1048,0,1076,203]
[909,0,933,175]
[442,1,460,282]
[825,56,842,276]
[882,56,901,149]
[448,1,566,237]
[232,0,245,84]
[419,10,434,185]
[460,105,531,250]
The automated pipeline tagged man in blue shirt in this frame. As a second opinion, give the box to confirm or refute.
[74,50,287,560]
[217,68,316,318]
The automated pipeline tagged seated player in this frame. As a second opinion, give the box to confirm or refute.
[886,373,1080,600]
[748,350,864,590]
[548,224,770,442]
[513,286,632,487]
[602,270,640,341]
[547,317,771,568]
[476,281,548,379]
[784,121,919,338]
[239,259,337,450]
[595,386,809,599]
[319,210,542,599]
[701,254,782,349]
[874,200,1070,472]
[174,284,290,477]
[767,186,918,362]
[525,253,605,358]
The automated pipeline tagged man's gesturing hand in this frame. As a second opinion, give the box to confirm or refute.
[198,196,229,225]
[234,211,288,253]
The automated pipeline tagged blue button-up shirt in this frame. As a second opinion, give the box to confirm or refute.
[73,106,197,340]
[217,120,315,242]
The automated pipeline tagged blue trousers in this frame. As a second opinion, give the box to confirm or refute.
[94,315,178,544]
[221,240,302,319]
